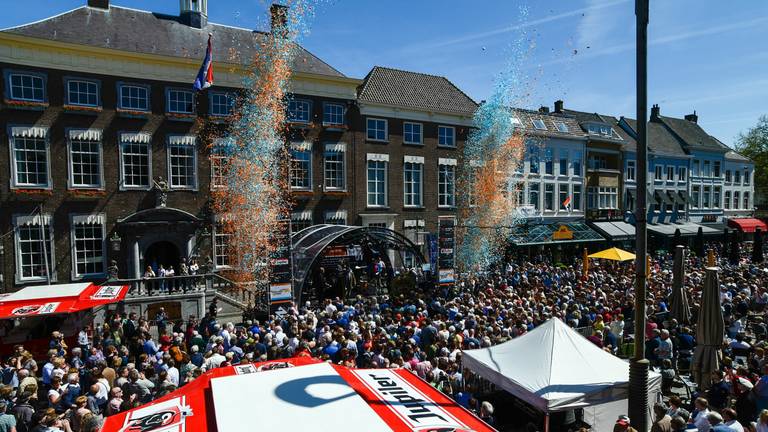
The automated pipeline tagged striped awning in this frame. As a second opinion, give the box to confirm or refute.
[120,132,152,144]
[69,129,102,141]
[11,126,48,138]
[290,141,312,152]
[15,214,52,227]
[324,143,346,152]
[438,158,457,166]
[168,135,197,146]
[72,214,105,225]
[291,211,313,221]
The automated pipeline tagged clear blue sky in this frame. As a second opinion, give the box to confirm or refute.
[2,0,767,146]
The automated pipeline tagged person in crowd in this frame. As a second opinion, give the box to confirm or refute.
[652,403,672,432]
[691,397,711,432]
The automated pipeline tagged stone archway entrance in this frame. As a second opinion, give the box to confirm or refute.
[116,207,205,278]
[144,241,181,274]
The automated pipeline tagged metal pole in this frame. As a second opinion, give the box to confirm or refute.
[629,0,650,430]
[38,205,51,284]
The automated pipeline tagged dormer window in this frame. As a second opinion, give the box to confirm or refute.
[532,119,547,130]
[511,117,522,126]
[555,122,568,133]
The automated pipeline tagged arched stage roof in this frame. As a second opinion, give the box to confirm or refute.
[291,225,424,302]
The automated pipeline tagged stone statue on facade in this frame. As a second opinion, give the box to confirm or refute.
[153,176,169,207]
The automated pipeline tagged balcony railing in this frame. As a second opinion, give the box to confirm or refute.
[115,273,268,310]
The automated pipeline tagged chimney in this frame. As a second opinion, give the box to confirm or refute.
[650,104,660,121]
[180,0,208,29]
[684,110,698,123]
[271,4,289,36]
[538,106,549,114]
[554,100,564,113]
[87,0,109,9]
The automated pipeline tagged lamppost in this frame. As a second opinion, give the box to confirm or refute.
[629,0,650,430]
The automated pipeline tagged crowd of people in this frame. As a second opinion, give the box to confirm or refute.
[0,240,767,431]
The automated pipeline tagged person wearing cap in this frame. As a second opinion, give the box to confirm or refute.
[614,415,638,432]
[735,377,757,427]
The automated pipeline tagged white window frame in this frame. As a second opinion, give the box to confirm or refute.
[67,129,104,189]
[13,214,56,284]
[554,122,568,133]
[322,102,345,126]
[744,192,750,210]
[626,160,636,181]
[5,70,47,103]
[733,191,740,209]
[532,119,547,130]
[724,191,731,210]
[528,183,540,210]
[654,165,663,181]
[65,77,100,108]
[744,170,751,185]
[678,167,687,182]
[588,186,618,209]
[117,82,150,111]
[559,149,568,176]
[167,135,198,190]
[323,143,346,192]
[403,122,423,145]
[166,87,195,114]
[70,214,107,280]
[692,185,701,209]
[367,118,388,142]
[573,184,582,211]
[438,125,456,148]
[713,186,721,209]
[119,133,152,191]
[403,157,424,207]
[734,170,742,185]
[713,161,721,178]
[544,149,554,175]
[287,99,311,123]
[210,153,230,190]
[438,159,456,208]
[544,183,555,211]
[8,126,51,189]
[213,218,233,269]
[209,92,234,117]
[703,186,711,208]
[703,160,711,177]
[558,183,570,211]
[692,160,700,177]
[290,142,312,191]
[666,166,675,182]
[367,154,388,207]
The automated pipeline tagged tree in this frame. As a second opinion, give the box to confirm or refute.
[736,115,768,205]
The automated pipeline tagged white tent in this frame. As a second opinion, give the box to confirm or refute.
[462,318,661,431]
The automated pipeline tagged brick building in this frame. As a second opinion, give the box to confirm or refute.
[0,1,476,292]
[0,0,361,290]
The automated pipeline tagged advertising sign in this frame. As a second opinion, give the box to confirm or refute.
[269,219,293,312]
[437,217,455,287]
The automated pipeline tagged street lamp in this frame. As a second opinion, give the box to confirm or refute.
[628,1,650,430]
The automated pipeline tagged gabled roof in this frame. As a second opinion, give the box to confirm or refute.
[725,150,752,163]
[2,5,344,77]
[621,118,688,158]
[561,109,635,149]
[512,109,586,141]
[657,115,726,153]
[357,66,478,116]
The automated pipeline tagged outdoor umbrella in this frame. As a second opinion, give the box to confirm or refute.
[669,245,691,324]
[672,228,682,248]
[691,267,724,390]
[694,226,705,257]
[587,247,636,262]
[753,227,764,264]
[730,237,741,265]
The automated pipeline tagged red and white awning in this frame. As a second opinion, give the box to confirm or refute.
[0,282,128,319]
[102,357,494,432]
[727,217,768,234]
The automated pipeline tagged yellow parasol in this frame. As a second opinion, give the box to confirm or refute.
[587,247,636,262]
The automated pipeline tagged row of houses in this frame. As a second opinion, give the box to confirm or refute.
[0,0,756,291]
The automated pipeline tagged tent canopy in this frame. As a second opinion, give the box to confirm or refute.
[728,218,768,233]
[588,247,636,262]
[102,358,494,432]
[462,319,660,413]
[0,282,127,319]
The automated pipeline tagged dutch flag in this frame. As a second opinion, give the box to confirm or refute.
[193,34,214,91]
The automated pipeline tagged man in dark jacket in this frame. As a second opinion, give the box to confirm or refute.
[11,392,34,432]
